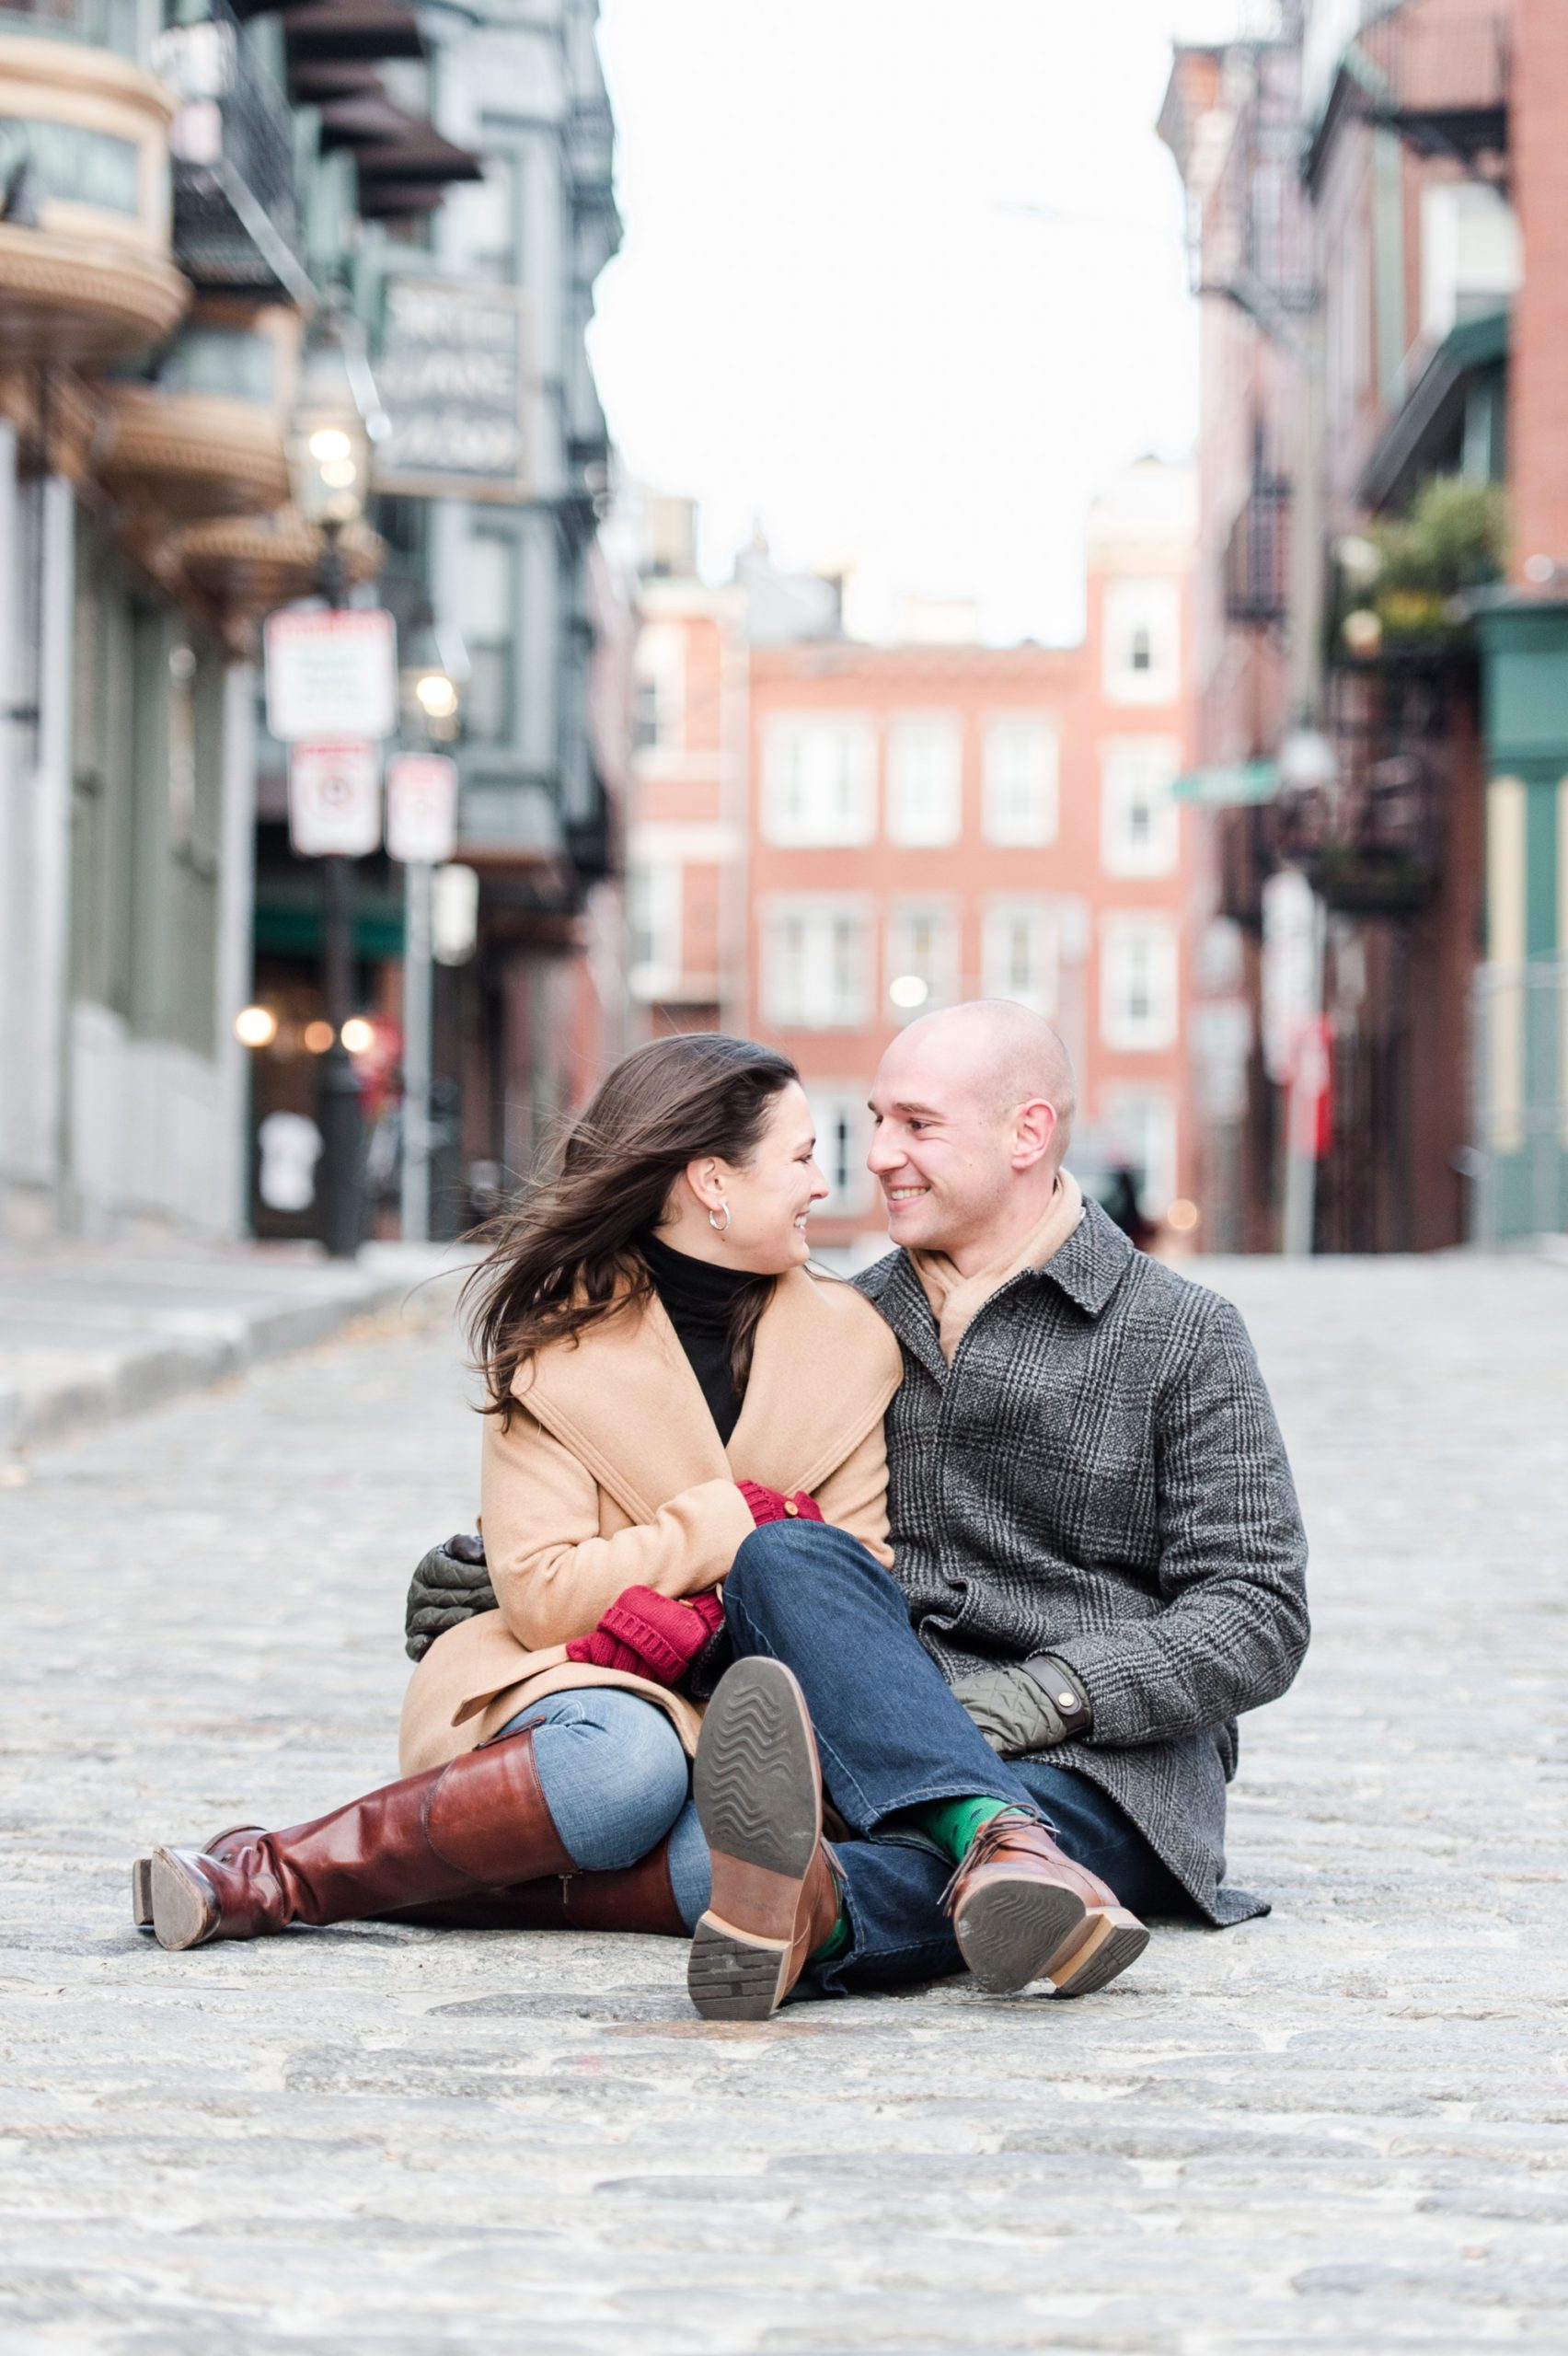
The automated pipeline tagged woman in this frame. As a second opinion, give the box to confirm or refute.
[137,1034,903,1953]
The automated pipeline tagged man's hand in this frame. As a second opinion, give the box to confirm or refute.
[951,1659,1090,1755]
[405,1531,498,1663]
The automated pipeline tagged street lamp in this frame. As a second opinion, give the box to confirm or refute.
[285,304,387,1259]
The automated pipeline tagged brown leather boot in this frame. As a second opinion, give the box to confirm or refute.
[945,1807,1148,1997]
[133,1826,261,1929]
[687,1657,843,2020]
[387,1834,686,1936]
[145,1731,573,1951]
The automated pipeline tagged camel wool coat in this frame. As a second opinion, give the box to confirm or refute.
[398,1265,904,1775]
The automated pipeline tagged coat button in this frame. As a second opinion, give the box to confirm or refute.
[784,1498,799,1516]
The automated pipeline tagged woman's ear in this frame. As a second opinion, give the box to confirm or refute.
[680,1155,727,1216]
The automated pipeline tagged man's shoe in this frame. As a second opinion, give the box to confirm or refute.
[688,1657,841,2020]
[946,1807,1148,1997]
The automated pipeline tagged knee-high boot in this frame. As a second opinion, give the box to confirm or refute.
[145,1731,573,1952]
[386,1835,687,1937]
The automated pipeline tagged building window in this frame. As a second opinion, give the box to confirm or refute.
[886,715,962,847]
[981,899,1057,1014]
[1101,737,1181,878]
[1102,580,1179,705]
[627,860,682,1000]
[983,716,1058,846]
[632,622,685,753]
[884,899,958,1018]
[1420,181,1520,343]
[763,898,871,1028]
[808,1088,870,1218]
[762,716,876,846]
[1101,917,1179,1051]
[1099,1088,1177,1219]
[455,530,514,745]
[443,152,516,282]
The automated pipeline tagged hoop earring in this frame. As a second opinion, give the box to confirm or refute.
[708,1201,731,1236]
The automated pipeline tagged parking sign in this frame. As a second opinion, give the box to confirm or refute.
[287,740,382,858]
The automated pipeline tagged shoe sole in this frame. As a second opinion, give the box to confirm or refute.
[688,1657,820,2022]
[132,1826,262,1932]
[148,1850,219,1953]
[956,1877,1148,1997]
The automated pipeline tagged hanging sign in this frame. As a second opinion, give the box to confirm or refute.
[288,739,382,858]
[373,276,532,502]
[265,608,398,743]
[386,753,460,864]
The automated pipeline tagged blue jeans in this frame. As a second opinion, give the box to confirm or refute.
[495,1687,712,1930]
[722,1520,1193,1994]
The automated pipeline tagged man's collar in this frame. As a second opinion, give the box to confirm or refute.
[856,1195,1135,1356]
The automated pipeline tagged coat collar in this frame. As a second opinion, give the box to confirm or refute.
[859,1194,1135,1370]
[512,1265,900,1522]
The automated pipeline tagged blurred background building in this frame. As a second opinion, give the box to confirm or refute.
[1163,0,1566,1252]
[0,0,628,1249]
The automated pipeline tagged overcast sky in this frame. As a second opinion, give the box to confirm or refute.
[589,2,1245,645]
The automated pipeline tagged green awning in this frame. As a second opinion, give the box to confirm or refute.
[1170,759,1279,806]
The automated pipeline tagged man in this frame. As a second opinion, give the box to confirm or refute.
[409,1002,1309,2014]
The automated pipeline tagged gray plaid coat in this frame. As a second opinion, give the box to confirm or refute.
[853,1200,1309,1924]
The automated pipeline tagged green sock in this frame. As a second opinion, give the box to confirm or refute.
[916,1795,1015,1865]
[809,1908,851,1964]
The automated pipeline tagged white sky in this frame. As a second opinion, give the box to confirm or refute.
[590,1,1246,645]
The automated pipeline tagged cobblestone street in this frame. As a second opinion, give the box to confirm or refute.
[3,1255,1566,2352]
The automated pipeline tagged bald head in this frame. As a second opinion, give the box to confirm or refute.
[890,1000,1076,1162]
[868,1001,1078,1269]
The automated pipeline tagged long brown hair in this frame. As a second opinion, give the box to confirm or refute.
[465,1033,801,1422]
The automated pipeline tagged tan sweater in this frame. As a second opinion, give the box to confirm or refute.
[911,1171,1085,1363]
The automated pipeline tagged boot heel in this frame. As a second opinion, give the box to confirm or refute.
[131,1857,153,1929]
[687,1915,792,2021]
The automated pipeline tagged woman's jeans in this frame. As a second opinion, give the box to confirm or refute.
[495,1687,711,1930]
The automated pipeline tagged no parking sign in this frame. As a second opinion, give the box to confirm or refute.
[287,740,382,858]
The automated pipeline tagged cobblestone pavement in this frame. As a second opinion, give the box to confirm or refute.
[3,1256,1566,2353]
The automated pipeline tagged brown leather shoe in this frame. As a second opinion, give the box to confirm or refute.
[387,1835,686,1936]
[687,1657,843,2020]
[146,1730,573,1951]
[945,1807,1148,1997]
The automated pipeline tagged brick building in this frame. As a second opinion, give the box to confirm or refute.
[627,463,1198,1254]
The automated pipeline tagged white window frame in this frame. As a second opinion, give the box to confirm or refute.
[627,859,683,1002]
[762,714,877,847]
[884,897,960,1020]
[886,713,963,848]
[762,895,872,1030]
[807,1086,872,1219]
[1099,1087,1178,1219]
[1419,181,1521,344]
[1102,579,1180,706]
[633,621,686,752]
[982,715,1058,847]
[1101,916,1179,1052]
[980,897,1058,1015]
[1101,735,1182,878]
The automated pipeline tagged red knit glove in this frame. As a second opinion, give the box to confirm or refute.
[566,1586,725,1687]
[736,1481,824,1527]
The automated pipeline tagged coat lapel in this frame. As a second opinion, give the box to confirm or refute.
[514,1288,728,1524]
[514,1266,898,1517]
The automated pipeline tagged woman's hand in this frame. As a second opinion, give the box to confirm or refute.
[735,1481,824,1527]
[566,1585,725,1687]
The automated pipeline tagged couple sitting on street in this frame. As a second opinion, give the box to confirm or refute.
[135,1004,1309,2015]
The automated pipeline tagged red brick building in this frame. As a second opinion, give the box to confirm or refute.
[737,462,1198,1252]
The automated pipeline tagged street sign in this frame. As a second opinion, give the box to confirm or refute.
[432,863,480,964]
[386,753,459,865]
[264,609,398,743]
[1170,759,1279,806]
[373,276,532,502]
[288,739,382,858]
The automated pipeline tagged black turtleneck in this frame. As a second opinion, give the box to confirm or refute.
[639,1230,761,1445]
